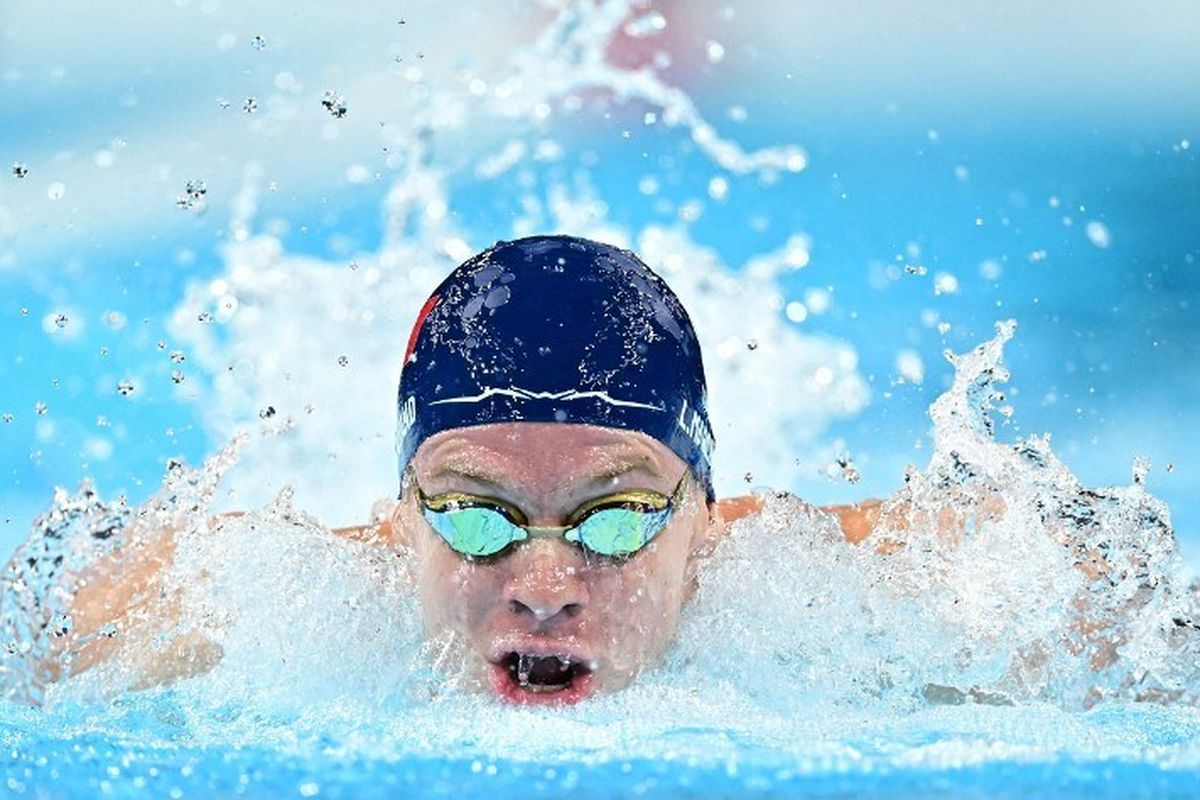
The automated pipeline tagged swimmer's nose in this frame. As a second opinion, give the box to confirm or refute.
[503,540,589,624]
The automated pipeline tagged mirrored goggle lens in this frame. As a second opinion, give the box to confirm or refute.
[570,506,673,557]
[423,506,523,557]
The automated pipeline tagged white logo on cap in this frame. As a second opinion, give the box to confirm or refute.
[429,386,664,411]
[676,397,715,462]
[395,395,418,451]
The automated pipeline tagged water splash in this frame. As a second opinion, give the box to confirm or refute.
[2,1,1197,791]
[4,323,1196,731]
[0,437,244,705]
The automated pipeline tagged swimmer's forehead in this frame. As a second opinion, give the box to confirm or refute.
[412,423,685,489]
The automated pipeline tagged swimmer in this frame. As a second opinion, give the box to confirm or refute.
[31,235,890,703]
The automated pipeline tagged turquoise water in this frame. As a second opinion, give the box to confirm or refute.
[4,699,1200,799]
[2,2,1199,797]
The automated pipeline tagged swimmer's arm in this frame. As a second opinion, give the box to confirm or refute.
[330,522,390,543]
[21,515,238,698]
[717,494,883,544]
[329,498,402,545]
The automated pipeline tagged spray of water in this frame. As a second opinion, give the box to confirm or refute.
[2,0,1197,776]
[2,321,1196,753]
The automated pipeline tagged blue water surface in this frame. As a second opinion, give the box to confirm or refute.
[4,699,1200,799]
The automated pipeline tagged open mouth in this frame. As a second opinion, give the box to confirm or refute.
[488,650,596,705]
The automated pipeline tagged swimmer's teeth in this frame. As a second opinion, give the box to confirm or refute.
[517,653,534,686]
[509,653,579,692]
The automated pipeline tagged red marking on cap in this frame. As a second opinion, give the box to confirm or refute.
[405,294,440,364]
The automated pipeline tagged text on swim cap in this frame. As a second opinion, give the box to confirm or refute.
[676,397,715,463]
[396,395,417,449]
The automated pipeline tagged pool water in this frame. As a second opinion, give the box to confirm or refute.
[3,702,1200,799]
[2,1,1199,797]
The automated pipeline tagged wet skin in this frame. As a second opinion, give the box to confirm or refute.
[387,422,724,705]
[373,423,890,704]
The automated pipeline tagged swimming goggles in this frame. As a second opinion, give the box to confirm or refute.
[410,469,689,559]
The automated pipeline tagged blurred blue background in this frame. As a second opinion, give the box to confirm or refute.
[1,0,1197,560]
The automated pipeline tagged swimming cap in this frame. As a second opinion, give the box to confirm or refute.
[396,235,715,499]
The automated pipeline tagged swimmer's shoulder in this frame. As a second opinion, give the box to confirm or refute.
[717,494,882,545]
[330,498,402,545]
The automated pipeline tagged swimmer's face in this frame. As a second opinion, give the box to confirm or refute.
[393,422,718,705]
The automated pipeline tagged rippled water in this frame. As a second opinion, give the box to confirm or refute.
[2,1,1198,797]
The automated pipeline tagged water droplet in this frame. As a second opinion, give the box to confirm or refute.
[707,176,729,201]
[53,313,68,329]
[678,200,703,223]
[1132,455,1151,485]
[904,264,927,276]
[745,338,758,351]
[34,402,47,415]
[705,40,726,64]
[321,90,348,119]
[156,340,167,350]
[19,307,28,316]
[96,415,109,427]
[1,414,12,423]
[337,355,349,367]
[197,311,214,324]
[624,11,666,38]
[250,34,266,50]
[47,182,66,200]
[11,163,29,178]
[259,405,276,419]
[933,272,959,295]
[170,350,186,364]
[836,456,861,484]
[784,149,807,172]
[979,259,1003,281]
[116,380,135,397]
[1166,463,1175,474]
[243,97,258,114]
[170,370,185,384]
[1086,221,1112,249]
[743,471,753,484]
[176,179,207,211]
[896,349,925,384]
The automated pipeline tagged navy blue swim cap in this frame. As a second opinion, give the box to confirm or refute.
[396,235,715,500]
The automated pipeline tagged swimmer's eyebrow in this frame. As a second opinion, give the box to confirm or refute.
[424,451,665,492]
[423,465,510,491]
